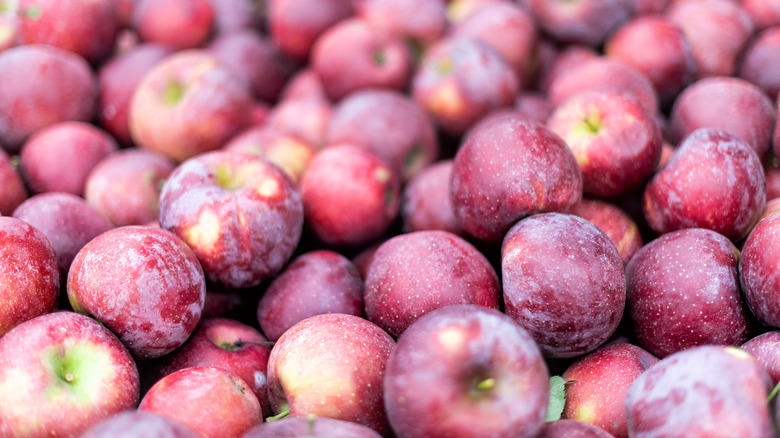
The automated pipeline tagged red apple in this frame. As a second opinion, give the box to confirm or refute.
[536,420,615,438]
[264,96,332,150]
[132,0,214,50]
[527,0,633,47]
[355,0,447,49]
[401,159,465,236]
[244,416,383,438]
[742,331,780,385]
[571,198,643,266]
[739,213,780,329]
[0,148,27,215]
[0,311,140,437]
[222,125,316,184]
[80,411,200,438]
[267,0,354,62]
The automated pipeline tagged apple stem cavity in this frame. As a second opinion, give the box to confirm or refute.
[164,80,186,106]
[219,338,275,351]
[373,49,387,67]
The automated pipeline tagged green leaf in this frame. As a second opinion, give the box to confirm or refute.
[546,375,568,422]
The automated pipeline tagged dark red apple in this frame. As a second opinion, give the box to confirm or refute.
[401,159,465,236]
[244,416,382,438]
[742,331,780,384]
[571,199,643,267]
[739,213,780,329]
[536,420,615,438]
[80,411,199,438]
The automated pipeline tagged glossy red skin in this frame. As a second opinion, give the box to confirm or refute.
[739,28,780,101]
[265,96,332,149]
[98,43,173,145]
[17,0,119,63]
[244,416,382,438]
[159,151,304,289]
[548,56,659,115]
[0,312,140,437]
[132,0,214,50]
[208,30,296,104]
[84,148,176,227]
[223,125,316,184]
[0,44,97,153]
[13,192,114,280]
[562,344,659,438]
[626,228,750,358]
[268,0,354,61]
[739,213,780,328]
[527,0,633,47]
[669,77,776,163]
[140,366,263,438]
[267,314,395,436]
[605,15,697,105]
[364,230,500,338]
[536,420,615,438]
[0,149,27,215]
[19,121,118,196]
[666,0,754,79]
[81,411,200,438]
[742,0,780,31]
[401,160,465,236]
[451,2,537,88]
[312,18,412,102]
[412,37,519,136]
[450,116,582,242]
[144,318,272,416]
[68,226,206,359]
[354,0,446,48]
[502,213,625,358]
[384,305,550,438]
[572,199,643,267]
[257,250,364,342]
[742,331,780,384]
[547,90,662,198]
[643,128,767,241]
[0,217,59,336]
[129,51,253,163]
[300,144,400,247]
[327,89,439,182]
[625,346,773,438]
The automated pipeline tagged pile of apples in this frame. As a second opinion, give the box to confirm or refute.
[3,0,780,436]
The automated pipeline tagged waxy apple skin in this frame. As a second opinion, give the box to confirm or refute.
[0,311,140,438]
[0,216,60,336]
[68,226,207,359]
[267,313,395,436]
[501,213,625,358]
[159,151,304,289]
[742,331,780,384]
[384,304,550,438]
[739,213,780,328]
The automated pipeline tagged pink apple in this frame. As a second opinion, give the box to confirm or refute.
[80,411,200,438]
[132,0,214,50]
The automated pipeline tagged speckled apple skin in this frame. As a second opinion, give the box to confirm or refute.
[364,230,500,338]
[740,213,780,328]
[572,199,643,266]
[562,343,659,438]
[643,128,766,242]
[383,305,550,438]
[267,314,395,436]
[501,213,625,358]
[0,311,140,438]
[67,226,206,359]
[159,151,304,289]
[450,116,582,242]
[626,228,750,358]
[0,216,59,336]
[625,346,773,438]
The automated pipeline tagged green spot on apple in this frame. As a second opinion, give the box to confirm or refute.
[164,80,186,106]
[373,49,386,67]
[575,109,603,136]
[0,2,9,14]
[44,344,111,405]
[215,165,237,190]
[25,4,42,20]
[436,57,455,76]
[474,377,496,392]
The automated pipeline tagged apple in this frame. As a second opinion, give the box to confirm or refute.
[738,27,780,101]
[536,420,615,438]
[265,96,332,150]
[326,88,439,182]
[84,148,176,227]
[267,0,354,62]
[0,0,19,53]
[0,311,140,437]
[140,366,263,438]
[159,150,304,289]
[401,159,465,236]
[143,317,272,415]
[625,345,774,437]
[80,411,200,438]
[502,212,625,358]
[383,304,550,438]
[0,216,59,336]
[208,0,262,35]
[739,212,780,329]
[526,0,633,47]
[626,228,750,358]
[16,0,120,63]
[450,114,582,242]
[514,91,553,124]
[355,0,447,49]
[643,128,766,242]
[128,50,253,163]
[256,249,365,342]
[742,331,780,385]
[278,68,328,102]
[312,18,413,102]
[0,44,97,153]
[742,0,780,31]
[132,0,214,50]
[0,148,27,215]
[571,198,643,266]
[244,416,383,438]
[267,313,395,435]
[536,44,599,94]
[300,144,400,248]
[68,226,207,359]
[546,89,662,198]
[561,343,659,438]
[364,230,500,337]
[18,121,118,196]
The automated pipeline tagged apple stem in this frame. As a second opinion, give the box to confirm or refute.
[306,414,317,435]
[475,377,496,392]
[64,372,75,383]
[266,406,290,422]
[234,338,275,348]
[768,381,780,403]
